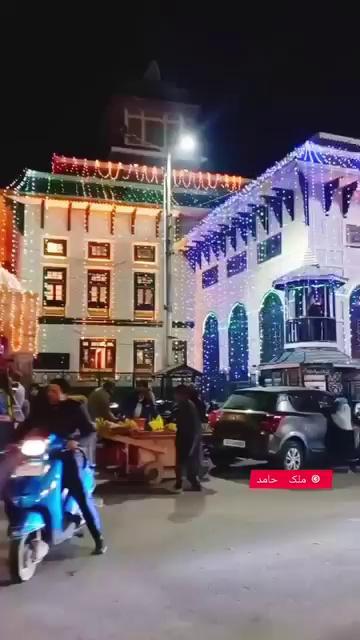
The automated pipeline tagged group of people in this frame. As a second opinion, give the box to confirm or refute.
[87,379,206,492]
[0,372,208,555]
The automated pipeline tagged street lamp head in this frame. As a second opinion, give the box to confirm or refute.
[176,132,197,155]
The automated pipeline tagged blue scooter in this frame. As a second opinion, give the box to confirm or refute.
[5,434,95,582]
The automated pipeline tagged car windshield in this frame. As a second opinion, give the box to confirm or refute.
[223,391,278,412]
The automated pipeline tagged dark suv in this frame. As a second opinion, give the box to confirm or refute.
[210,387,339,470]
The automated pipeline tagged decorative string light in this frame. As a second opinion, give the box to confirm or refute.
[52,154,246,193]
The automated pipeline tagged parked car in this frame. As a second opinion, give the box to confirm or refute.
[209,386,351,470]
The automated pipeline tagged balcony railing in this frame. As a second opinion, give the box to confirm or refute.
[286,317,336,343]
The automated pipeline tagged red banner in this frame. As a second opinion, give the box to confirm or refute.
[249,469,333,490]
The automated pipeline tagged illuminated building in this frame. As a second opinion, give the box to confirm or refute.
[181,133,360,398]
[4,155,245,384]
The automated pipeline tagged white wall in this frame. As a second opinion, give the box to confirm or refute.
[20,200,166,372]
[181,191,309,373]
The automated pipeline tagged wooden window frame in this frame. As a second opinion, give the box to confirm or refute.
[133,243,157,264]
[79,338,116,375]
[87,269,111,315]
[133,340,155,374]
[88,241,111,261]
[43,266,67,311]
[172,340,187,366]
[134,271,156,320]
[43,238,67,258]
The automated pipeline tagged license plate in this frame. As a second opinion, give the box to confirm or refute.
[223,439,246,448]
[15,462,45,477]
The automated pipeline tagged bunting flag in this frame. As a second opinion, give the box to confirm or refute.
[220,232,227,256]
[195,245,202,269]
[219,225,229,257]
[184,247,197,271]
[262,195,283,227]
[247,212,257,240]
[200,239,211,264]
[341,181,357,217]
[195,240,210,264]
[249,204,269,234]
[228,225,237,251]
[210,232,221,259]
[298,172,310,225]
[272,188,294,220]
[322,177,340,214]
[232,214,249,245]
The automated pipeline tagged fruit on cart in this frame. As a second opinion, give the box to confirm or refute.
[124,418,138,429]
[95,417,106,430]
[166,422,177,432]
[149,416,164,432]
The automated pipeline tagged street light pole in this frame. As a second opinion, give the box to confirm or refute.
[163,150,173,369]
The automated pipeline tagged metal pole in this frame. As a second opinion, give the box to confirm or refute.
[163,150,173,368]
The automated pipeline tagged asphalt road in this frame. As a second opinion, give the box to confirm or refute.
[2,467,360,640]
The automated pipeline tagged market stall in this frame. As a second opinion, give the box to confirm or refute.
[96,420,176,484]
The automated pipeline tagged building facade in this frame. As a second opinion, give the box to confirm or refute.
[180,133,360,399]
[6,155,245,385]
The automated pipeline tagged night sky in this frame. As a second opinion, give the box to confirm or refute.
[1,9,360,187]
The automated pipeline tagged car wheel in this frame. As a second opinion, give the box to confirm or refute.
[210,451,237,469]
[279,439,305,471]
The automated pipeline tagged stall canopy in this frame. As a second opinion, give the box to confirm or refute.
[154,364,203,397]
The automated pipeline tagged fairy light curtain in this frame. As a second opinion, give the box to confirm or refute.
[259,292,284,363]
[350,286,360,359]
[228,304,249,382]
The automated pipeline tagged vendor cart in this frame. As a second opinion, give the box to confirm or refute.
[97,425,176,485]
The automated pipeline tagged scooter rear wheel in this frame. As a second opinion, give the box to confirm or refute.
[9,536,37,583]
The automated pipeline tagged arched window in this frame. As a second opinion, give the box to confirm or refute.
[259,292,284,363]
[202,313,220,375]
[228,304,249,382]
[350,286,360,359]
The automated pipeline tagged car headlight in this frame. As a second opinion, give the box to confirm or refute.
[21,439,48,457]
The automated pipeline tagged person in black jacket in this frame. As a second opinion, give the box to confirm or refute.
[125,382,158,426]
[174,385,202,491]
[14,378,106,555]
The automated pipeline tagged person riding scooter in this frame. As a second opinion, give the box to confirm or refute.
[13,378,107,555]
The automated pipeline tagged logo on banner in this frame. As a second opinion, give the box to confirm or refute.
[249,470,333,490]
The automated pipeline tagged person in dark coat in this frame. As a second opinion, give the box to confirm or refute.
[188,385,209,479]
[125,382,158,426]
[174,385,202,491]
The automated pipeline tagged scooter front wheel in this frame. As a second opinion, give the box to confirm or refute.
[9,535,37,583]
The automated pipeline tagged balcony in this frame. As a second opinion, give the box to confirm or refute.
[286,317,336,344]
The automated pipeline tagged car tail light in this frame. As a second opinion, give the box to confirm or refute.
[209,410,223,430]
[259,415,282,434]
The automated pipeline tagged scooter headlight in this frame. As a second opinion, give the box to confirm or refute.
[21,439,48,457]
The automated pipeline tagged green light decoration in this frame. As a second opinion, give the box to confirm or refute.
[259,292,284,363]
[228,303,249,382]
[10,169,228,210]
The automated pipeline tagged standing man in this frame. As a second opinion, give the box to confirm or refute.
[87,380,117,422]
[173,385,202,491]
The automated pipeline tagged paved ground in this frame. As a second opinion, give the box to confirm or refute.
[2,467,360,639]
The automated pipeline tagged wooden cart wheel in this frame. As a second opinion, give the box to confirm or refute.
[143,462,163,485]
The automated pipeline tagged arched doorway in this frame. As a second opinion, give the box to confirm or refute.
[228,303,248,382]
[202,313,220,375]
[350,286,360,358]
[259,292,284,363]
